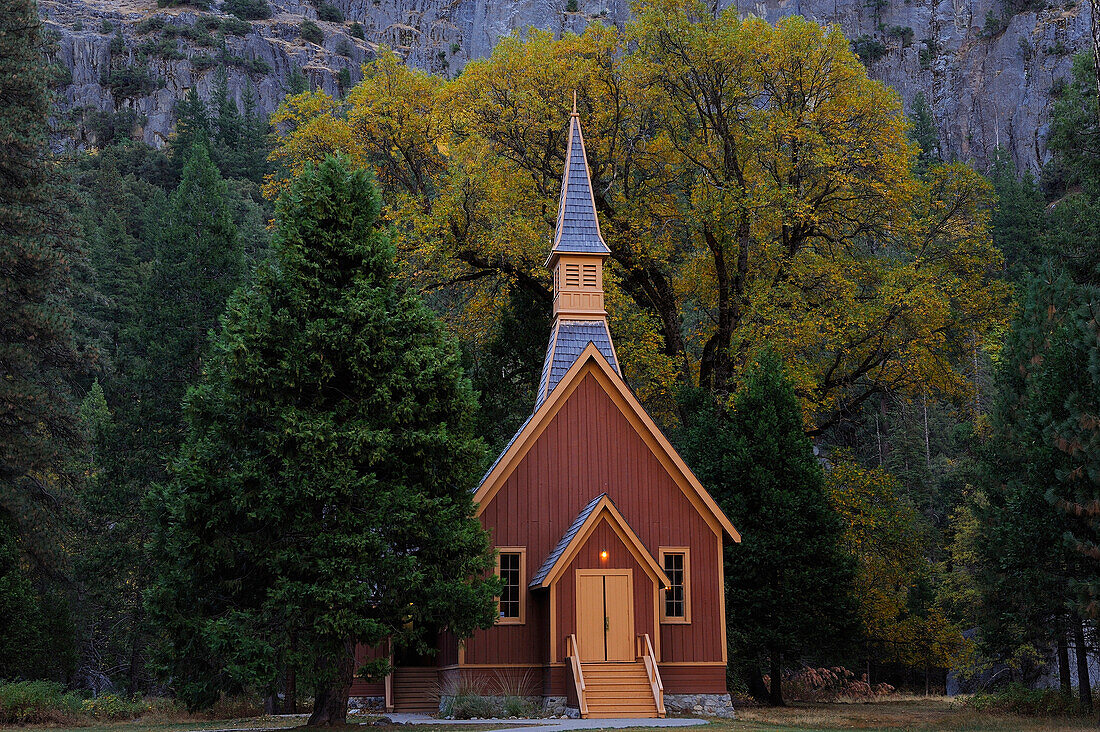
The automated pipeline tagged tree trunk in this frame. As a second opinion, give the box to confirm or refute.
[768,650,784,706]
[744,669,770,704]
[287,663,298,714]
[308,639,356,726]
[1074,615,1093,714]
[1089,0,1100,119]
[1058,621,1072,695]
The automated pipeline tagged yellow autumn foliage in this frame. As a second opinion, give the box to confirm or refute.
[264,1,1008,430]
[826,458,970,670]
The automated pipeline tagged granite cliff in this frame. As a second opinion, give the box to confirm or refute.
[39,0,1095,171]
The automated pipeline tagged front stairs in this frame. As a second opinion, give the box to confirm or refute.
[581,661,660,718]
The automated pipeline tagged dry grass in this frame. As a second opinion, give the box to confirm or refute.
[715,696,1097,731]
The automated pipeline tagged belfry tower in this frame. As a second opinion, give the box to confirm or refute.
[536,109,621,409]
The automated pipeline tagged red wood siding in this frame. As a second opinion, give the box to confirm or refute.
[469,372,725,671]
[350,643,387,697]
[659,664,728,694]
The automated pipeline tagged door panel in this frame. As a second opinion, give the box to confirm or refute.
[604,573,634,661]
[576,574,606,662]
[575,571,635,663]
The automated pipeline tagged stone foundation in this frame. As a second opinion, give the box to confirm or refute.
[542,696,568,716]
[348,697,386,713]
[664,693,736,718]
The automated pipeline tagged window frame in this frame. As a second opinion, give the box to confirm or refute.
[659,546,691,624]
[495,547,527,625]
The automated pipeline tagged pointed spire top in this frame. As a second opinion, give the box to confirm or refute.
[550,112,610,258]
[572,90,578,115]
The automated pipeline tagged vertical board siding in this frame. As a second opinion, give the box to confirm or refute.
[349,643,387,696]
[467,372,725,673]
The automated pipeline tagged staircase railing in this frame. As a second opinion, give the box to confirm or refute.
[566,634,588,717]
[637,634,665,717]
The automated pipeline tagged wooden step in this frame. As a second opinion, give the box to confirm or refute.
[391,667,439,712]
[578,660,659,719]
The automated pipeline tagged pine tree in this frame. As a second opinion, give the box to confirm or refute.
[988,147,1045,281]
[148,156,499,723]
[975,265,1098,704]
[678,350,857,705]
[908,91,941,174]
[139,140,244,437]
[0,0,83,561]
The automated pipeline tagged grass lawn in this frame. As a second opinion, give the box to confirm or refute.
[705,696,1096,731]
[5,700,1096,732]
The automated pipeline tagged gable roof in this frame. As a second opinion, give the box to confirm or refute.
[530,493,670,589]
[536,319,619,409]
[550,114,610,257]
[474,343,741,542]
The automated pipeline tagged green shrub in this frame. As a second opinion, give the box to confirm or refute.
[137,15,167,33]
[0,681,82,725]
[104,65,156,97]
[225,0,272,20]
[81,694,147,720]
[109,31,125,54]
[221,16,253,35]
[316,2,343,21]
[139,35,185,59]
[885,24,914,46]
[72,20,84,30]
[565,0,578,10]
[444,693,496,719]
[191,54,218,70]
[336,38,352,56]
[100,19,113,33]
[851,34,887,64]
[349,21,364,38]
[967,684,1080,717]
[300,19,324,44]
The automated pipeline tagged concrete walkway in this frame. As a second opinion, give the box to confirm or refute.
[379,713,710,732]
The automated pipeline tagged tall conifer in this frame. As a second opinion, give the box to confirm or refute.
[679,351,857,705]
[0,0,82,557]
[148,156,498,723]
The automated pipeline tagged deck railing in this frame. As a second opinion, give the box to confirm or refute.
[566,634,588,717]
[637,634,665,717]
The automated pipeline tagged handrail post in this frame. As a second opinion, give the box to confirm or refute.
[639,634,665,717]
[567,634,588,717]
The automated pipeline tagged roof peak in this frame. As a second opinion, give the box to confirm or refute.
[550,113,610,258]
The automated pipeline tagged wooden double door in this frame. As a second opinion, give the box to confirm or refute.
[576,569,635,662]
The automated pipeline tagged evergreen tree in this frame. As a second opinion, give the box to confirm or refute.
[139,140,244,433]
[988,147,1045,281]
[975,266,1097,704]
[148,156,499,723]
[678,350,857,705]
[464,286,551,453]
[0,0,83,561]
[908,91,941,173]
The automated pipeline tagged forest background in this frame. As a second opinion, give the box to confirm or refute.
[6,0,1100,717]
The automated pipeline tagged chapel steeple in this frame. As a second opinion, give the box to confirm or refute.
[535,108,620,409]
[546,103,611,320]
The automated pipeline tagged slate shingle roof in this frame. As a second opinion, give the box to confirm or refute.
[552,115,610,256]
[535,320,619,410]
[530,493,607,588]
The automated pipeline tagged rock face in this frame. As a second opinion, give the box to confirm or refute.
[39,0,1094,171]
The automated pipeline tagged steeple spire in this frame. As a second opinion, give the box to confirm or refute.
[549,111,611,259]
[535,111,620,409]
